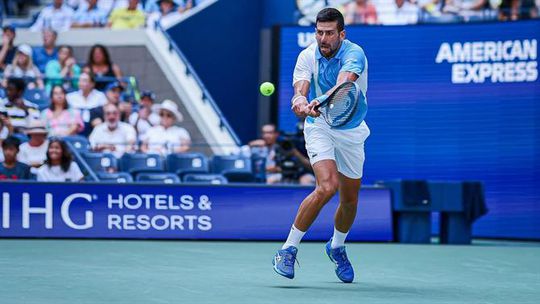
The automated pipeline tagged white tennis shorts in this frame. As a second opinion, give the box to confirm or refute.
[304,118,370,179]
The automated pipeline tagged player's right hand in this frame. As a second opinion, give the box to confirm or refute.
[291,97,309,118]
[305,100,321,117]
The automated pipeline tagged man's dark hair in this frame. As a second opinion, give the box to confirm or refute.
[316,8,344,32]
[7,78,26,93]
[2,136,21,150]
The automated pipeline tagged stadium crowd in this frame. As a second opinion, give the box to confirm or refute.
[297,0,539,25]
[0,25,192,182]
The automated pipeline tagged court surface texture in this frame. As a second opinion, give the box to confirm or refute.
[1,239,538,304]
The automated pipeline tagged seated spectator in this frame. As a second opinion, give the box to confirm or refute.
[30,0,75,32]
[76,0,144,16]
[443,0,490,21]
[108,0,146,29]
[378,0,420,25]
[18,120,49,168]
[129,90,160,141]
[83,44,123,91]
[45,45,81,93]
[147,0,182,27]
[36,138,84,182]
[248,123,314,185]
[89,103,136,158]
[89,81,129,128]
[0,118,9,162]
[344,0,378,25]
[42,85,84,136]
[66,71,107,135]
[0,78,40,133]
[141,99,190,155]
[0,136,31,180]
[0,25,17,71]
[145,0,182,13]
[3,44,44,90]
[33,29,58,74]
[72,0,108,28]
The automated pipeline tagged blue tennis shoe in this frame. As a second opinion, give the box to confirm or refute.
[325,239,354,283]
[272,246,298,279]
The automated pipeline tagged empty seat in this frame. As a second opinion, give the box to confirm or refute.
[136,172,181,184]
[166,153,209,177]
[97,172,133,183]
[24,88,50,110]
[63,135,91,152]
[82,152,118,172]
[211,155,255,183]
[120,153,164,175]
[183,173,228,185]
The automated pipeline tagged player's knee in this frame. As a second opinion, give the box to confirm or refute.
[317,179,338,199]
[340,199,358,209]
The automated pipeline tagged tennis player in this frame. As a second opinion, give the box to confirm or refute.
[272,8,370,283]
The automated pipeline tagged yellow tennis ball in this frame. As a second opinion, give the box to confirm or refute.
[260,82,275,96]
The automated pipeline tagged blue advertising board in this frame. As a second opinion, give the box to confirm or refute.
[0,183,392,241]
[277,21,540,239]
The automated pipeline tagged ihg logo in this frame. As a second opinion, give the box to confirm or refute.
[1,193,94,230]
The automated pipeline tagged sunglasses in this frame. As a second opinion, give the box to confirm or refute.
[159,112,174,118]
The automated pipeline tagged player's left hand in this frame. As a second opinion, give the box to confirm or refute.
[305,100,321,117]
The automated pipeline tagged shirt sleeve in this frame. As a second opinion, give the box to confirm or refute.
[69,162,84,181]
[292,49,313,85]
[126,125,137,143]
[36,166,46,181]
[339,46,367,76]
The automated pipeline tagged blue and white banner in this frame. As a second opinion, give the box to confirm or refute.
[0,183,393,241]
[277,21,540,240]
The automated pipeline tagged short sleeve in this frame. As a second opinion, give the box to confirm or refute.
[69,162,84,181]
[293,49,313,85]
[340,46,366,77]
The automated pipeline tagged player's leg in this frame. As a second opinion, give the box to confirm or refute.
[333,174,362,246]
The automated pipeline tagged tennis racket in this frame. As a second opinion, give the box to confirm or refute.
[314,81,360,127]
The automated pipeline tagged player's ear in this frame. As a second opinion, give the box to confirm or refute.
[340,30,346,41]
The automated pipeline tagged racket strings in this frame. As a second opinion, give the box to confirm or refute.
[323,84,358,127]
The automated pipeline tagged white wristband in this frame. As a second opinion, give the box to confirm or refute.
[291,95,307,106]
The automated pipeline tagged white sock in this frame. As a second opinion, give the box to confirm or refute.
[282,225,306,249]
[331,227,349,249]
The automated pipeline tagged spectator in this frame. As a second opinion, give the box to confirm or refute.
[72,0,108,28]
[248,124,314,185]
[33,29,58,74]
[378,0,420,25]
[89,103,136,158]
[145,0,182,13]
[3,44,44,90]
[41,85,84,136]
[84,44,123,91]
[344,0,378,25]
[45,45,81,93]
[18,120,49,168]
[0,117,9,162]
[129,90,160,141]
[76,0,144,16]
[141,99,190,155]
[36,138,84,182]
[108,0,146,29]
[66,71,107,136]
[0,78,40,133]
[0,25,17,71]
[443,0,490,21]
[89,81,127,128]
[0,136,31,180]
[147,0,182,27]
[30,0,75,32]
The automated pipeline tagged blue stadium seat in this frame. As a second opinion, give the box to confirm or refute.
[120,153,164,175]
[136,172,181,184]
[183,173,228,185]
[24,88,49,110]
[211,155,255,183]
[63,135,91,152]
[97,172,133,183]
[12,133,29,144]
[82,152,118,172]
[166,153,209,177]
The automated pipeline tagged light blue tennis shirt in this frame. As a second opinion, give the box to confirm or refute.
[293,39,368,130]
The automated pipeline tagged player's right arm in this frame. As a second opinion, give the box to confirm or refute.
[291,48,320,118]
